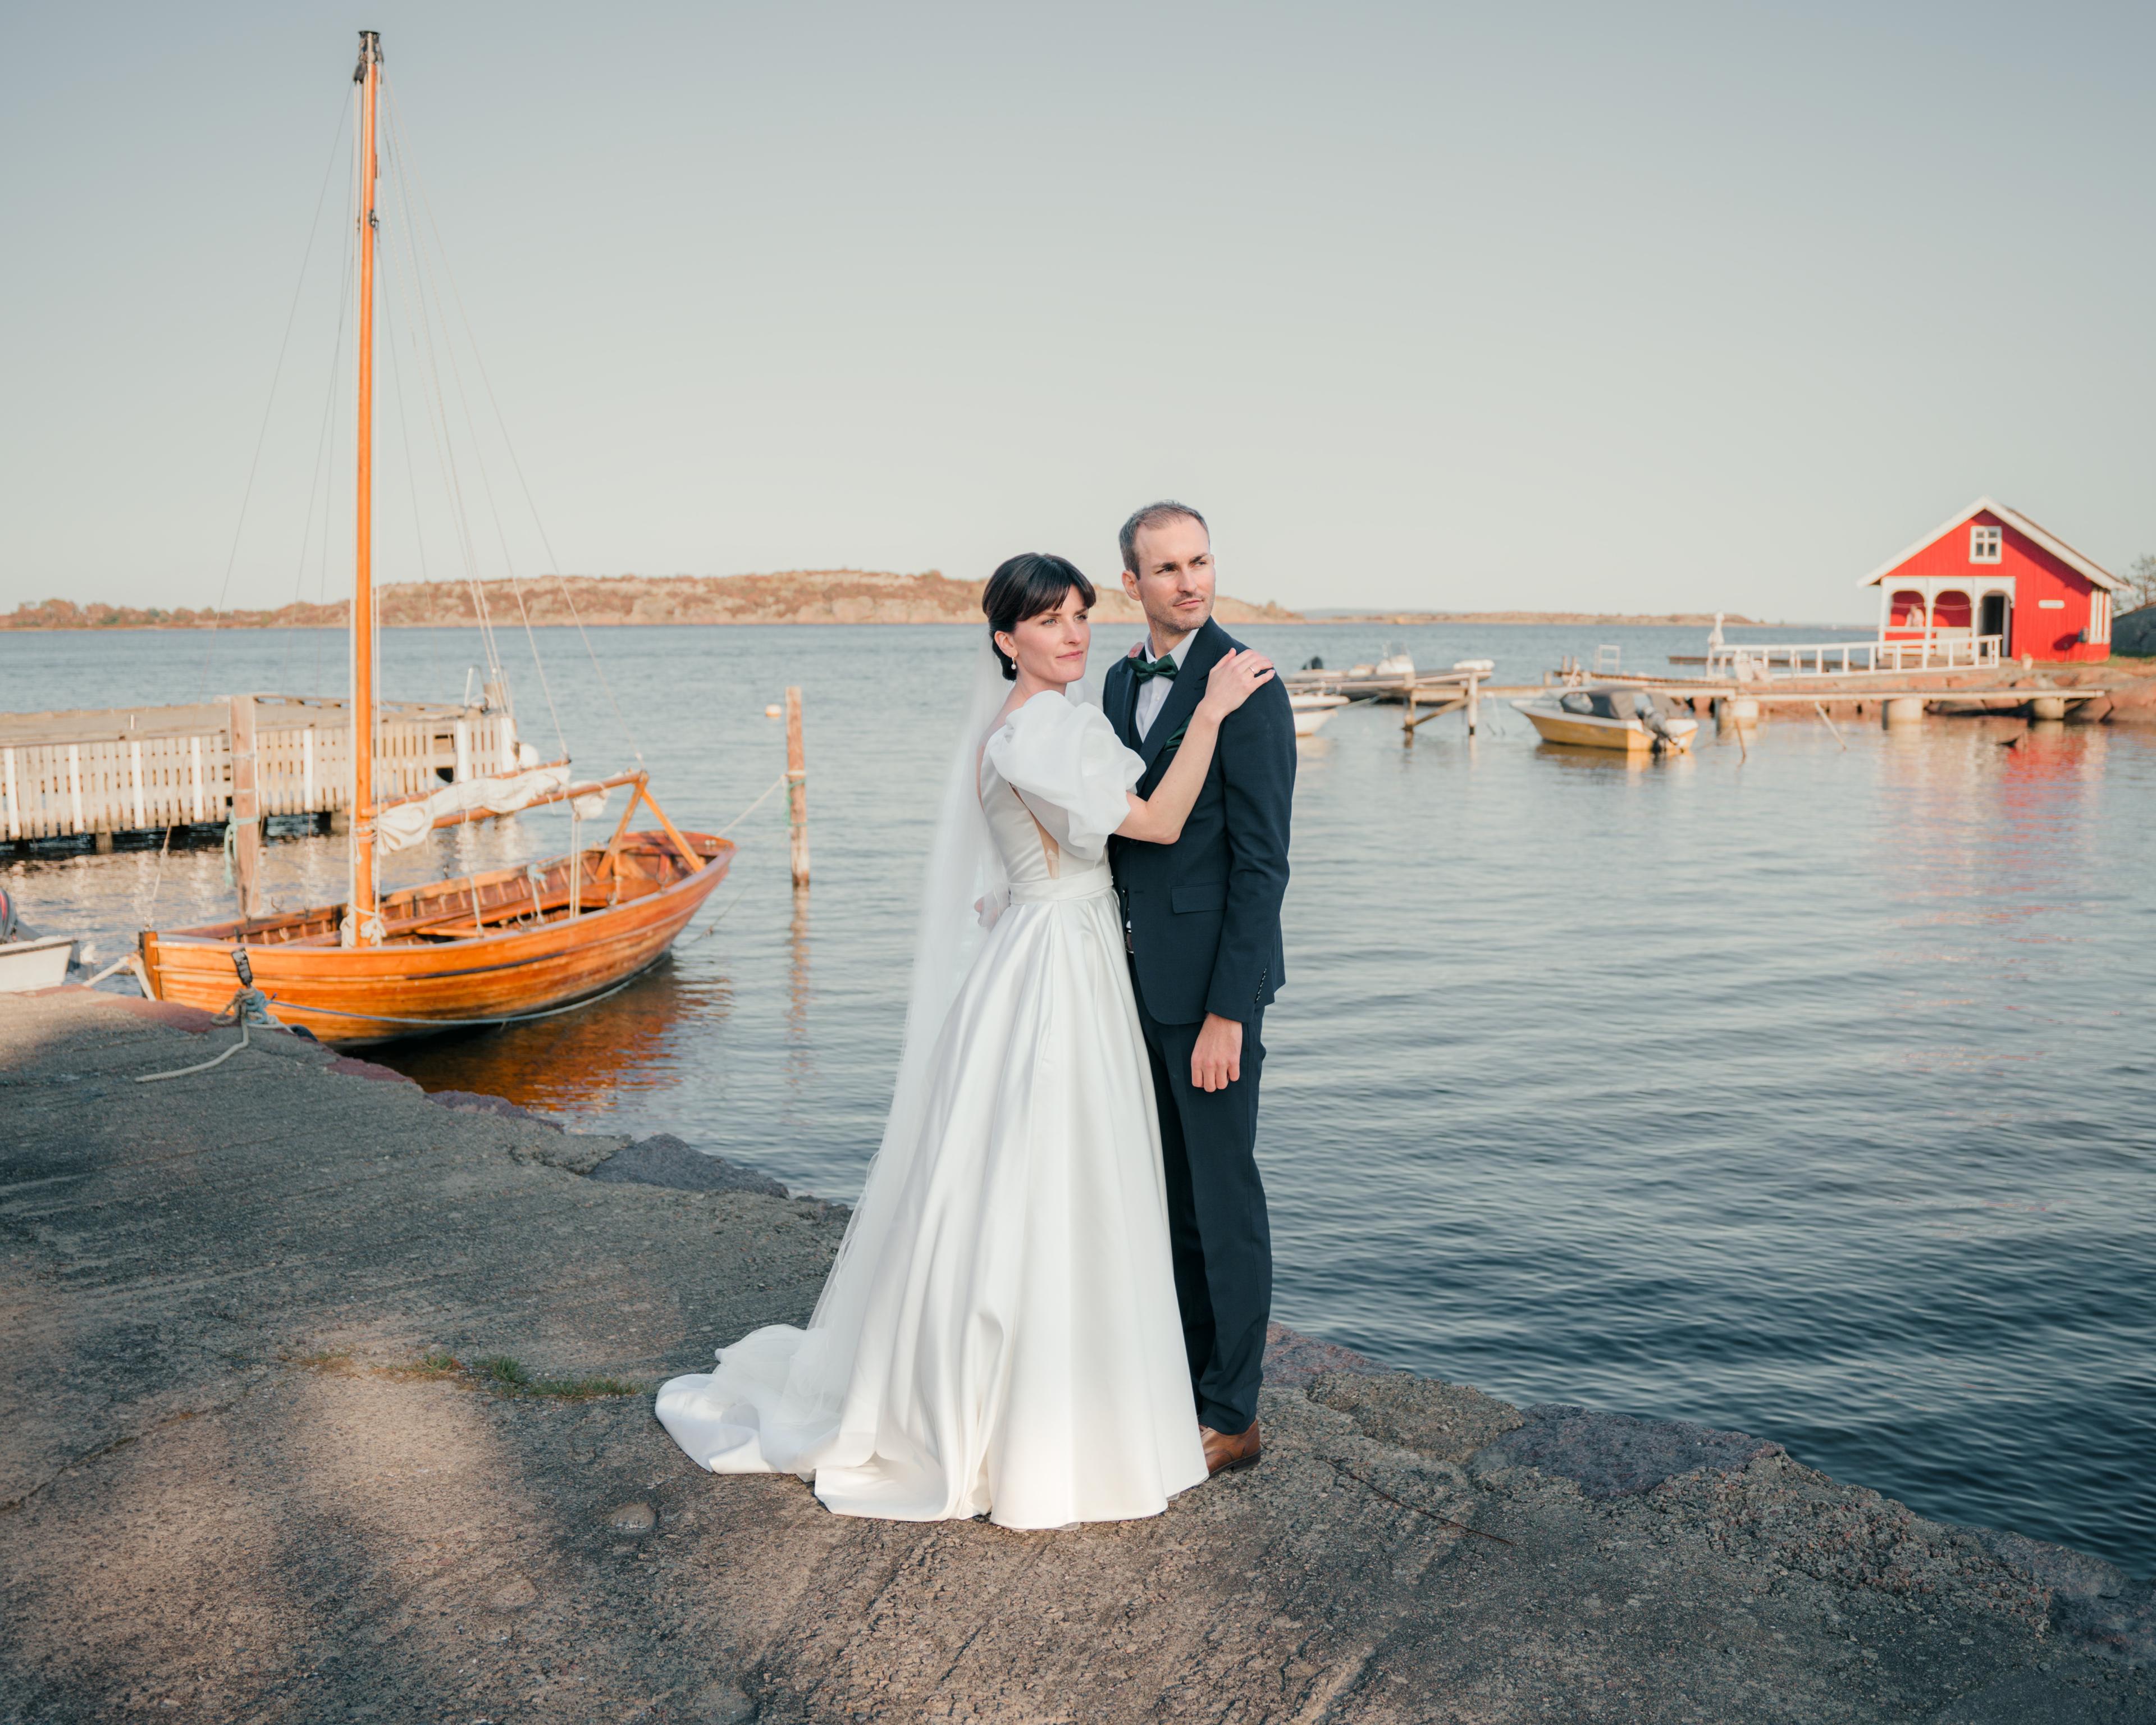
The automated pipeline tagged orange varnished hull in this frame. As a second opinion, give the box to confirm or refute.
[139,830,734,1046]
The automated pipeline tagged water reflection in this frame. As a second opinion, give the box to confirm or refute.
[1531,741,1694,773]
[787,882,814,1095]
[7,622,2155,1576]
[378,956,729,1120]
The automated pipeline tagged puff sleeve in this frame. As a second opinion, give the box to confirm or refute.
[984,692,1144,862]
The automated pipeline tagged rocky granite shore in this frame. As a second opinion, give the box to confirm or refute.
[0,572,1299,633]
[3,989,2150,1724]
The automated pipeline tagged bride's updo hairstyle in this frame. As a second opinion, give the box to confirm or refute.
[983,553,1096,680]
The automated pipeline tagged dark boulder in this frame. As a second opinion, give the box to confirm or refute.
[1480,1403,1779,1499]
[589,1133,789,1197]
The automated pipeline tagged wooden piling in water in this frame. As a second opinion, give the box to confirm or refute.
[227,695,263,916]
[785,686,810,887]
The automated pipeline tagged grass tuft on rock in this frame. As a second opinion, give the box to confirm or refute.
[387,1349,641,1399]
[527,1374,642,1400]
[478,1355,532,1388]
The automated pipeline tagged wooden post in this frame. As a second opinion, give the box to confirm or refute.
[228,695,263,918]
[1467,673,1481,736]
[785,686,811,886]
[1401,676,1417,738]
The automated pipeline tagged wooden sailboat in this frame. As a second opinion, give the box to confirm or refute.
[138,33,732,1046]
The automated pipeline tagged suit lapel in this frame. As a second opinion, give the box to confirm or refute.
[1108,655,1140,751]
[1138,618,1228,773]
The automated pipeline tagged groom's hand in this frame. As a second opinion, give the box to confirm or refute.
[1191,1012,1244,1093]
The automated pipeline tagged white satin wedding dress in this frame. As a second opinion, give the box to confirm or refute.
[656,687,1208,1528]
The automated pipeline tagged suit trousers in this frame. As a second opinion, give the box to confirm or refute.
[1131,974,1272,1435]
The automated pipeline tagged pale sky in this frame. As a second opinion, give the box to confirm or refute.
[4,1,2150,623]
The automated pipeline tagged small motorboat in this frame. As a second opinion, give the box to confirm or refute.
[0,937,76,992]
[1511,686,1700,755]
[1346,647,1416,680]
[1290,692,1349,737]
[0,886,75,992]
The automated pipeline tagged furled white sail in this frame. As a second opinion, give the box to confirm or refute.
[374,766,610,854]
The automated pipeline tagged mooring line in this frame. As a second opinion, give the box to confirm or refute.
[719,772,789,837]
[262,970,645,1029]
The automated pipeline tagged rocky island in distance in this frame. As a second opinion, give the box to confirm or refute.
[0,571,1296,632]
[1,573,1759,633]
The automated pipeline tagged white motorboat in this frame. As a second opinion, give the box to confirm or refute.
[0,934,76,992]
[1511,686,1701,755]
[1346,648,1416,679]
[1290,692,1350,737]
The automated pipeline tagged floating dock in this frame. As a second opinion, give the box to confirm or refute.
[1283,665,1490,734]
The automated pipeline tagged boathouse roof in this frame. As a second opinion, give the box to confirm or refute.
[1858,497,2121,592]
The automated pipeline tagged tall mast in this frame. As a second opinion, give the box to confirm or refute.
[349,30,381,938]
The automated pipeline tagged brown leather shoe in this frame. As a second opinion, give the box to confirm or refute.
[1200,1419,1261,1476]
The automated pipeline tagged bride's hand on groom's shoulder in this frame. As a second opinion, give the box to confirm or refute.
[1198,649,1275,722]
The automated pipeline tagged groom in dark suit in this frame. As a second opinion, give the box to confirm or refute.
[1104,501,1295,1476]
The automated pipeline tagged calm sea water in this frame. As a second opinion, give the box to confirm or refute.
[5,620,2152,1576]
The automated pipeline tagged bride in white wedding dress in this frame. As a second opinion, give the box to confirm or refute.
[656,554,1274,1528]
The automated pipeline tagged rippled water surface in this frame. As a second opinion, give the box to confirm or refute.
[6,621,2152,1574]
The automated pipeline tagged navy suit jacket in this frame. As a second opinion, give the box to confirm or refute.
[1105,617,1295,1026]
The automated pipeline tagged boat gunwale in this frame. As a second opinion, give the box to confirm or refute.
[147,831,733,956]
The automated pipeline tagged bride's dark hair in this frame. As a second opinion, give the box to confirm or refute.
[982,554,1096,680]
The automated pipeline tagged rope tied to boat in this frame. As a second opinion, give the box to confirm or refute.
[262,970,646,1028]
[134,985,284,1084]
[720,772,788,837]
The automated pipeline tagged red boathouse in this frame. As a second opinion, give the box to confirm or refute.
[1862,499,2120,664]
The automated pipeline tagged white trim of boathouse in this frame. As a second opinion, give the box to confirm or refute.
[1857,497,2122,593]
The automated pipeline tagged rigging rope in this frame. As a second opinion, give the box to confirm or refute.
[377,104,509,685]
[378,79,569,763]
[377,169,504,678]
[383,78,644,767]
[287,144,360,699]
[375,253,452,698]
[194,92,354,701]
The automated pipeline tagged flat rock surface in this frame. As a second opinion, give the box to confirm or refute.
[1307,1370,1525,1466]
[3,989,2152,1724]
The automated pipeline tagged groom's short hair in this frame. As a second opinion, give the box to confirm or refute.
[1118,501,1208,576]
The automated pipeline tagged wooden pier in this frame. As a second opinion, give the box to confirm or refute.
[1283,665,1490,734]
[0,693,524,850]
[1527,669,2112,727]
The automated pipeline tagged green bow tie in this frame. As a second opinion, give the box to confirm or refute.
[1131,652,1178,684]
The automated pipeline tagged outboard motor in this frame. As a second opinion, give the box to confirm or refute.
[1632,690,1678,755]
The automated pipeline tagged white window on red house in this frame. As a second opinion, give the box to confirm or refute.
[1970,525,2003,563]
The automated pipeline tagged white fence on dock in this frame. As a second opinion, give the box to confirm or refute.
[0,695,521,843]
[1705,635,2004,678]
